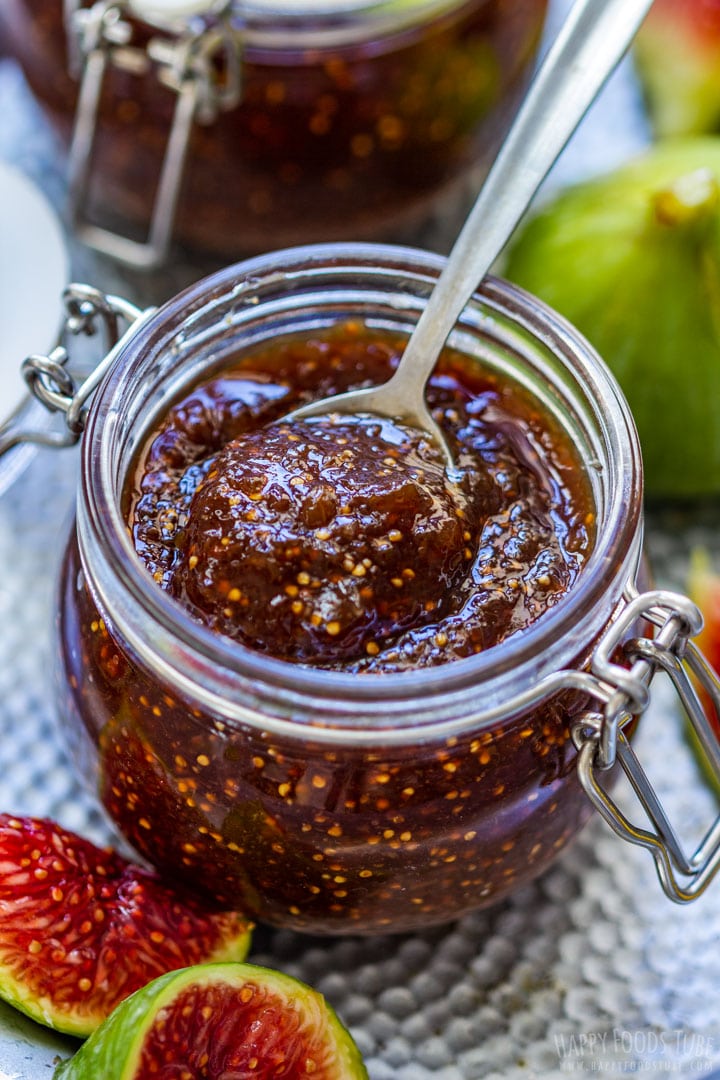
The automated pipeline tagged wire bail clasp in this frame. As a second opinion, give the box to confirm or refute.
[571,589,720,903]
[65,0,243,268]
[0,285,151,458]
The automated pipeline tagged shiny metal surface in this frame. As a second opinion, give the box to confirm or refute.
[290,0,655,471]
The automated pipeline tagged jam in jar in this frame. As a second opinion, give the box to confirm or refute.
[125,322,594,670]
[55,245,647,934]
[3,0,547,262]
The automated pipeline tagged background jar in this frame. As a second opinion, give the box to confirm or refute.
[55,244,643,935]
[2,0,547,263]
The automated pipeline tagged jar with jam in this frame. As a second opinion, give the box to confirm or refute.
[8,244,720,935]
[2,0,547,267]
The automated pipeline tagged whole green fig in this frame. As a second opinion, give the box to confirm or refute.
[504,138,720,498]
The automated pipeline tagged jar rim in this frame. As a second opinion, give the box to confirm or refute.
[78,242,643,737]
[240,0,462,20]
[129,0,483,44]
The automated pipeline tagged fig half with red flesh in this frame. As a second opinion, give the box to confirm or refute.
[54,962,369,1079]
[687,549,720,729]
[0,815,252,1037]
[686,551,720,793]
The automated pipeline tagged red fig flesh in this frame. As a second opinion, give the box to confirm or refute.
[0,814,252,1036]
[54,962,368,1079]
[689,550,720,729]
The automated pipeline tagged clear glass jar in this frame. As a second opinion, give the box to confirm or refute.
[2,0,547,265]
[45,242,671,936]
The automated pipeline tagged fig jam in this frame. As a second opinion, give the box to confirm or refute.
[126,324,593,669]
[3,0,547,255]
[58,318,605,933]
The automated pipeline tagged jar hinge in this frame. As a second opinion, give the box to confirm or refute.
[64,0,244,269]
[565,588,720,902]
[0,284,152,457]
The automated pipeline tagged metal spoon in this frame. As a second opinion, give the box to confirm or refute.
[290,0,655,471]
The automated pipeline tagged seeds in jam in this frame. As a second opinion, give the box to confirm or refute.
[57,320,600,934]
[127,323,594,670]
[176,415,493,662]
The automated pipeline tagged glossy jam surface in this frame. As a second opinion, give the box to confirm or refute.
[57,322,602,934]
[126,324,593,669]
[4,0,547,253]
[171,416,482,663]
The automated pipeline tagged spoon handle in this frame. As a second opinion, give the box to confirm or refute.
[394,0,655,397]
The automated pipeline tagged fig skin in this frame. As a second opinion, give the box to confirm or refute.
[53,962,368,1079]
[0,815,252,1037]
[504,139,720,498]
[635,0,720,138]
[686,548,720,794]
[689,548,720,686]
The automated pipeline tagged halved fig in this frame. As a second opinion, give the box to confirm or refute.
[0,815,252,1037]
[687,550,720,792]
[54,962,368,1079]
[689,549,720,687]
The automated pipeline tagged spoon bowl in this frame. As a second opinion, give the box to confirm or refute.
[289,0,655,470]
[286,365,457,471]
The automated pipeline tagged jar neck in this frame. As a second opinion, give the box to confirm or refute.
[121,0,483,49]
[77,243,644,743]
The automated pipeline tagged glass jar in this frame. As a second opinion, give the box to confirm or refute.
[2,0,547,267]
[9,244,719,935]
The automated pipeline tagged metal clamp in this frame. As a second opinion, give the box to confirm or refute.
[0,284,150,458]
[568,589,720,903]
[65,0,243,268]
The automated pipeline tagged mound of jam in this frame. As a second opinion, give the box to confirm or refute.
[59,319,601,933]
[127,323,593,670]
[174,416,490,663]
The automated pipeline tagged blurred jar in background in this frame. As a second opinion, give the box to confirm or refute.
[2,0,547,266]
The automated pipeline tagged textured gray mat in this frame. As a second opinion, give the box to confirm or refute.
[2,3,720,1075]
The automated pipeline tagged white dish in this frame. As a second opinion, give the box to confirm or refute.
[0,161,69,491]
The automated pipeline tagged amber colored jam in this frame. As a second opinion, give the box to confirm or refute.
[126,324,593,668]
[56,321,613,937]
[4,0,547,254]
[58,323,601,934]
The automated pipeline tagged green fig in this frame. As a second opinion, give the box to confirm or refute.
[53,962,369,1079]
[504,139,720,498]
[635,0,720,137]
